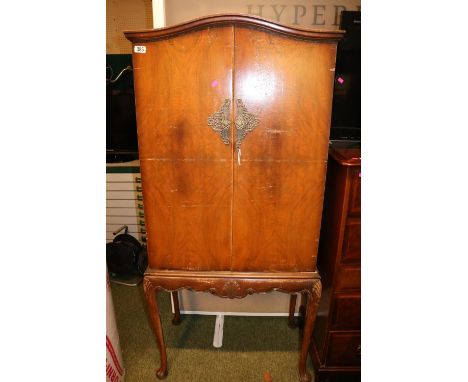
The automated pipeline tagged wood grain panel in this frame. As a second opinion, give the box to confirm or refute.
[331,295,361,330]
[140,159,231,271]
[231,26,337,272]
[326,332,361,366]
[335,266,360,292]
[233,27,337,161]
[348,168,361,217]
[132,26,235,271]
[231,161,326,272]
[341,219,361,263]
[132,26,234,160]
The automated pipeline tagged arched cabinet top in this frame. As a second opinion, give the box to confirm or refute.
[124,13,345,43]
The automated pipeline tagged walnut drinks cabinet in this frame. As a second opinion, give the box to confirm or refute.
[124,15,344,382]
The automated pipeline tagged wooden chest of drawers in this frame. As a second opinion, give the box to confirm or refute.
[310,143,361,382]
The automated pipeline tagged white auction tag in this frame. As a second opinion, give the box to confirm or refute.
[134,45,146,54]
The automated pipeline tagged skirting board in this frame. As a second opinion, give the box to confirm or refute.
[173,289,302,316]
[180,310,300,317]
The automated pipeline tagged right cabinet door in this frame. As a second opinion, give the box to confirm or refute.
[231,26,337,272]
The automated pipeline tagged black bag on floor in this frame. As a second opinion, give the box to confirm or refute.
[106,226,147,277]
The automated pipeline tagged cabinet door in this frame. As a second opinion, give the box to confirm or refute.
[132,27,234,271]
[231,27,337,271]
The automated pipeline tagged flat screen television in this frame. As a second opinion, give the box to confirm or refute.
[330,11,361,141]
[106,54,139,163]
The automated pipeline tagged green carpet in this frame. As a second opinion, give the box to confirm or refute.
[111,283,315,381]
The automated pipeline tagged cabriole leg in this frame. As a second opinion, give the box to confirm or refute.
[171,291,181,325]
[298,280,322,382]
[288,294,298,328]
[299,291,308,319]
[143,279,168,379]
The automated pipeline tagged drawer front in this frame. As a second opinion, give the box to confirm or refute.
[348,168,361,217]
[336,266,361,291]
[341,219,361,263]
[331,295,361,330]
[326,332,361,366]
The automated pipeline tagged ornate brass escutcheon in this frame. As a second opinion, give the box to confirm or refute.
[235,99,259,151]
[207,99,231,145]
[234,99,259,165]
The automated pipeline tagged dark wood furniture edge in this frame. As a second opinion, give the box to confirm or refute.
[310,329,361,367]
[311,147,361,381]
[124,13,345,43]
[329,147,361,167]
[310,338,360,381]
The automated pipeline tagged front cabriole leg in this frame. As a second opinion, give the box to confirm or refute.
[298,280,322,382]
[143,278,168,379]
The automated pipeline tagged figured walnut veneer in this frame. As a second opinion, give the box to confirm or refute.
[125,14,343,382]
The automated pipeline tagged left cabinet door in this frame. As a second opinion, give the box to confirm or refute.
[132,26,235,271]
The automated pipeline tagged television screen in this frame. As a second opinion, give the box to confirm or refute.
[330,11,361,141]
[106,54,139,163]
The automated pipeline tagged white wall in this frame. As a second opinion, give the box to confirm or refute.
[159,0,360,29]
[107,0,153,53]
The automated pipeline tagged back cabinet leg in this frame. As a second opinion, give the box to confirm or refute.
[288,294,298,328]
[171,291,181,325]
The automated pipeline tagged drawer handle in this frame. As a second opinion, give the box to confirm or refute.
[139,211,145,218]
[140,229,146,234]
[135,176,142,183]
[139,219,145,226]
[137,195,143,201]
[136,185,142,192]
[137,203,144,209]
